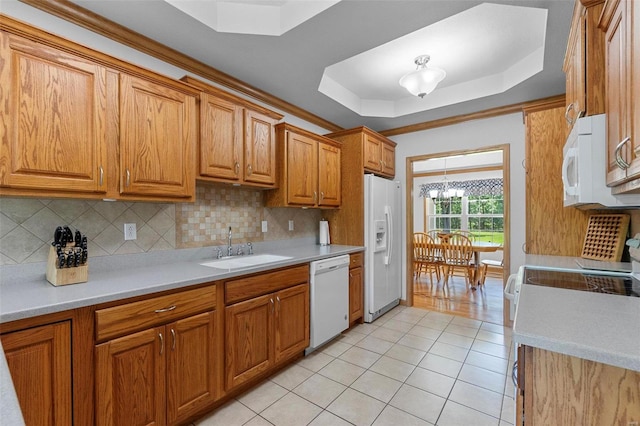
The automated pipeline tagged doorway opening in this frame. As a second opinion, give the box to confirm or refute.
[405,145,510,325]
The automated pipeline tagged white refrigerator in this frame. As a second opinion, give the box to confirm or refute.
[364,174,402,323]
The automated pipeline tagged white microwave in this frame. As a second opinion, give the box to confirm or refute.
[562,114,640,209]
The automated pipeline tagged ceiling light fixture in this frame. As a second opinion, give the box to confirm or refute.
[399,55,446,98]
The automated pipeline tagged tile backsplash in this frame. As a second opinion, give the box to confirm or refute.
[0,183,322,265]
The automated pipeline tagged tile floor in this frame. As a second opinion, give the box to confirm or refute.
[194,305,516,426]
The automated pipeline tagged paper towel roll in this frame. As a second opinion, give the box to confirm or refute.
[319,220,330,246]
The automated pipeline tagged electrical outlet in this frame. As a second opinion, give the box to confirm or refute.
[124,223,137,240]
[261,220,268,233]
[288,220,294,231]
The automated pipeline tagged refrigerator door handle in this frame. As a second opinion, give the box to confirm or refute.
[384,206,392,265]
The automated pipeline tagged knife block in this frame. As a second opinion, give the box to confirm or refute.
[46,246,88,286]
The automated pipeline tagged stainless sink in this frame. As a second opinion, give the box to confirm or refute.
[200,254,293,270]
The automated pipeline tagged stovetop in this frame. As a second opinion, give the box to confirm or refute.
[523,268,640,297]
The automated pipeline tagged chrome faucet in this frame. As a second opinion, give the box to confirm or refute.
[227,226,233,256]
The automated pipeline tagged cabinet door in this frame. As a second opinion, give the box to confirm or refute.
[200,94,243,181]
[381,142,396,177]
[95,326,166,426]
[119,74,196,198]
[349,266,363,323]
[274,284,309,364]
[244,109,277,185]
[167,311,217,425]
[287,132,318,206]
[524,106,590,256]
[0,32,108,193]
[604,1,631,186]
[1,321,72,426]
[625,0,640,181]
[225,294,273,390]
[363,135,382,172]
[318,142,341,207]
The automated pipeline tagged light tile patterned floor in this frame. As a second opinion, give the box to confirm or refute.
[194,305,516,426]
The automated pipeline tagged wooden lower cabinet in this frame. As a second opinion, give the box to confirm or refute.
[349,266,363,323]
[517,345,640,425]
[225,283,309,390]
[95,311,217,426]
[348,252,364,324]
[1,321,72,426]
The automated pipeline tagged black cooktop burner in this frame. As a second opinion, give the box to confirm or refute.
[524,268,640,297]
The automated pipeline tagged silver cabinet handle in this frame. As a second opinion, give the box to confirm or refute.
[270,298,274,313]
[320,192,324,202]
[313,191,317,203]
[159,332,164,355]
[99,166,104,186]
[614,137,631,169]
[565,103,575,125]
[125,169,131,187]
[235,161,240,175]
[379,159,383,169]
[171,328,176,351]
[154,305,176,313]
[247,164,253,176]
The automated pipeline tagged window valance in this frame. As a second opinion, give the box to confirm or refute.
[419,178,503,197]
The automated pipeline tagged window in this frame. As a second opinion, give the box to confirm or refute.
[423,178,504,243]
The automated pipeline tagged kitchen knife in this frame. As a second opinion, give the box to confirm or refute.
[52,226,63,246]
[75,230,82,247]
[66,252,75,268]
[58,253,66,269]
[63,227,73,246]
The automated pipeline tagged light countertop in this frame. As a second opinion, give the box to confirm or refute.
[513,254,640,372]
[0,240,364,324]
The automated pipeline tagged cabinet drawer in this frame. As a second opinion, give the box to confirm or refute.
[350,252,363,268]
[95,285,216,341]
[225,265,309,305]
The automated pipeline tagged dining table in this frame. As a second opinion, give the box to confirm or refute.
[431,239,502,289]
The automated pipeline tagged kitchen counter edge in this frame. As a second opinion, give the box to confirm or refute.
[513,255,640,372]
[0,244,364,324]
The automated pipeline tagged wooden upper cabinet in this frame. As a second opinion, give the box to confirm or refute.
[600,0,640,192]
[0,17,199,202]
[326,127,396,179]
[264,123,341,208]
[119,74,196,200]
[381,141,396,176]
[318,141,341,208]
[199,94,243,181]
[285,130,318,205]
[244,109,278,185]
[181,76,283,188]
[0,31,108,194]
[1,321,72,426]
[562,1,605,134]
[363,134,383,172]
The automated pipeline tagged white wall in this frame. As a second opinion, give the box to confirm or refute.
[393,113,526,300]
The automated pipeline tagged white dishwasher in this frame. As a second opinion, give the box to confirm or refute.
[306,255,350,355]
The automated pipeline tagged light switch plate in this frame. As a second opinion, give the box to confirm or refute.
[288,220,294,231]
[261,221,268,233]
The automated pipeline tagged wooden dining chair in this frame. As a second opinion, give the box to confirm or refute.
[413,232,441,284]
[441,233,474,287]
[480,257,504,285]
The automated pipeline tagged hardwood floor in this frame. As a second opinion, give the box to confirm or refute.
[412,272,506,325]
